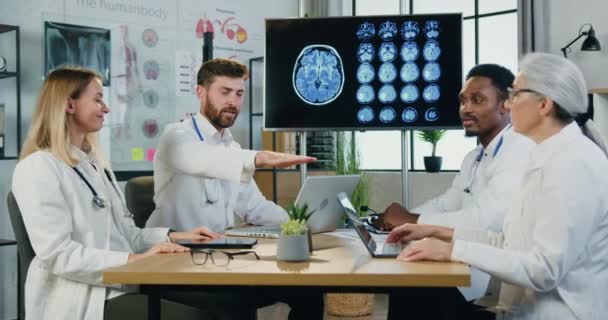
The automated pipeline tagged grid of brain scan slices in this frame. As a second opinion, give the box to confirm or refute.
[264,14,462,130]
[355,19,445,126]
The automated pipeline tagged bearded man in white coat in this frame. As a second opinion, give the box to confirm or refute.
[146,58,323,319]
[146,58,313,232]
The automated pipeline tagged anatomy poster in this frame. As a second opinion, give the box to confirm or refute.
[174,0,265,118]
[53,0,295,173]
[108,23,176,171]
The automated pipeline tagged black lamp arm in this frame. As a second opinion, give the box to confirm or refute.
[561,32,587,57]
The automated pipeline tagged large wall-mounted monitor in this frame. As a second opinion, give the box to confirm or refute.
[264,14,462,131]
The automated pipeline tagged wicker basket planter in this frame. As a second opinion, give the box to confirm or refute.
[325,293,375,316]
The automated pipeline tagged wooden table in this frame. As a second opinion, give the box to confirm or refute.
[104,233,470,320]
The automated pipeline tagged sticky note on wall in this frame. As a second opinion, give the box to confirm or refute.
[132,148,144,161]
[146,148,156,162]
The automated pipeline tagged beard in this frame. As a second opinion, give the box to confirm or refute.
[203,98,239,129]
[464,130,479,137]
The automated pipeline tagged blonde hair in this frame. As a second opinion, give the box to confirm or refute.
[20,66,108,166]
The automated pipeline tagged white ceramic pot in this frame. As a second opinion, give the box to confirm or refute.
[277,234,310,261]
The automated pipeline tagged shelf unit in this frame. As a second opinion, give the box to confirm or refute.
[0,24,22,160]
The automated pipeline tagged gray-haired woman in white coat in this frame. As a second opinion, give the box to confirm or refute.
[12,67,317,320]
[387,53,608,319]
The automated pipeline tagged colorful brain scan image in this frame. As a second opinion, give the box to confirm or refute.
[401,21,419,40]
[423,40,441,61]
[379,107,397,123]
[357,42,375,63]
[378,42,397,63]
[378,21,398,41]
[424,20,440,39]
[378,62,398,83]
[422,62,441,82]
[142,119,159,138]
[356,63,375,84]
[378,84,397,103]
[422,84,440,102]
[357,106,374,123]
[402,107,418,122]
[400,84,419,103]
[356,84,375,104]
[400,62,420,83]
[400,41,419,62]
[424,107,439,121]
[143,89,160,108]
[142,28,159,48]
[293,45,344,106]
[356,22,375,40]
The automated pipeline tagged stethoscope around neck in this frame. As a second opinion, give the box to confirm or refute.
[192,115,217,205]
[72,166,133,218]
[463,127,509,194]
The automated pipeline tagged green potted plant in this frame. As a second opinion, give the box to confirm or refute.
[417,129,447,172]
[335,132,371,217]
[277,203,316,261]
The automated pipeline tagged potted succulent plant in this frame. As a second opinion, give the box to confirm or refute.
[276,203,315,262]
[417,129,447,172]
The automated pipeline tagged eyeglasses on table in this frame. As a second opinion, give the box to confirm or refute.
[190,249,260,266]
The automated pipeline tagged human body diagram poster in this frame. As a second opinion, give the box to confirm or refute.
[52,0,289,172]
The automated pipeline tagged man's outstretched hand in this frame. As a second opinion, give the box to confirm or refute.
[255,151,317,168]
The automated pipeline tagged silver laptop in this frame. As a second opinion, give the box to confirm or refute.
[337,192,403,258]
[226,175,360,238]
[336,192,389,234]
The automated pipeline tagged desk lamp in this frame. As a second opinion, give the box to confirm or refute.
[561,24,601,58]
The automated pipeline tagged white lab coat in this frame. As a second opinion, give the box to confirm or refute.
[12,149,169,320]
[414,125,535,300]
[146,113,288,232]
[451,122,608,319]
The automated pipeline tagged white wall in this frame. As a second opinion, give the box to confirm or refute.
[539,0,608,143]
[541,0,608,89]
[367,172,456,210]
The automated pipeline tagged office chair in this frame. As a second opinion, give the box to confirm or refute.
[7,191,35,320]
[125,176,156,227]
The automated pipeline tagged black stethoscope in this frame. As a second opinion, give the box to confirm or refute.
[72,165,133,218]
[463,125,509,194]
[192,115,217,205]
[72,166,113,209]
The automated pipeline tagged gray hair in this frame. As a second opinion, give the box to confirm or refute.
[519,52,607,156]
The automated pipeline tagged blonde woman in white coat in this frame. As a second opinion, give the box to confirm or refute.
[387,53,608,320]
[12,67,314,320]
